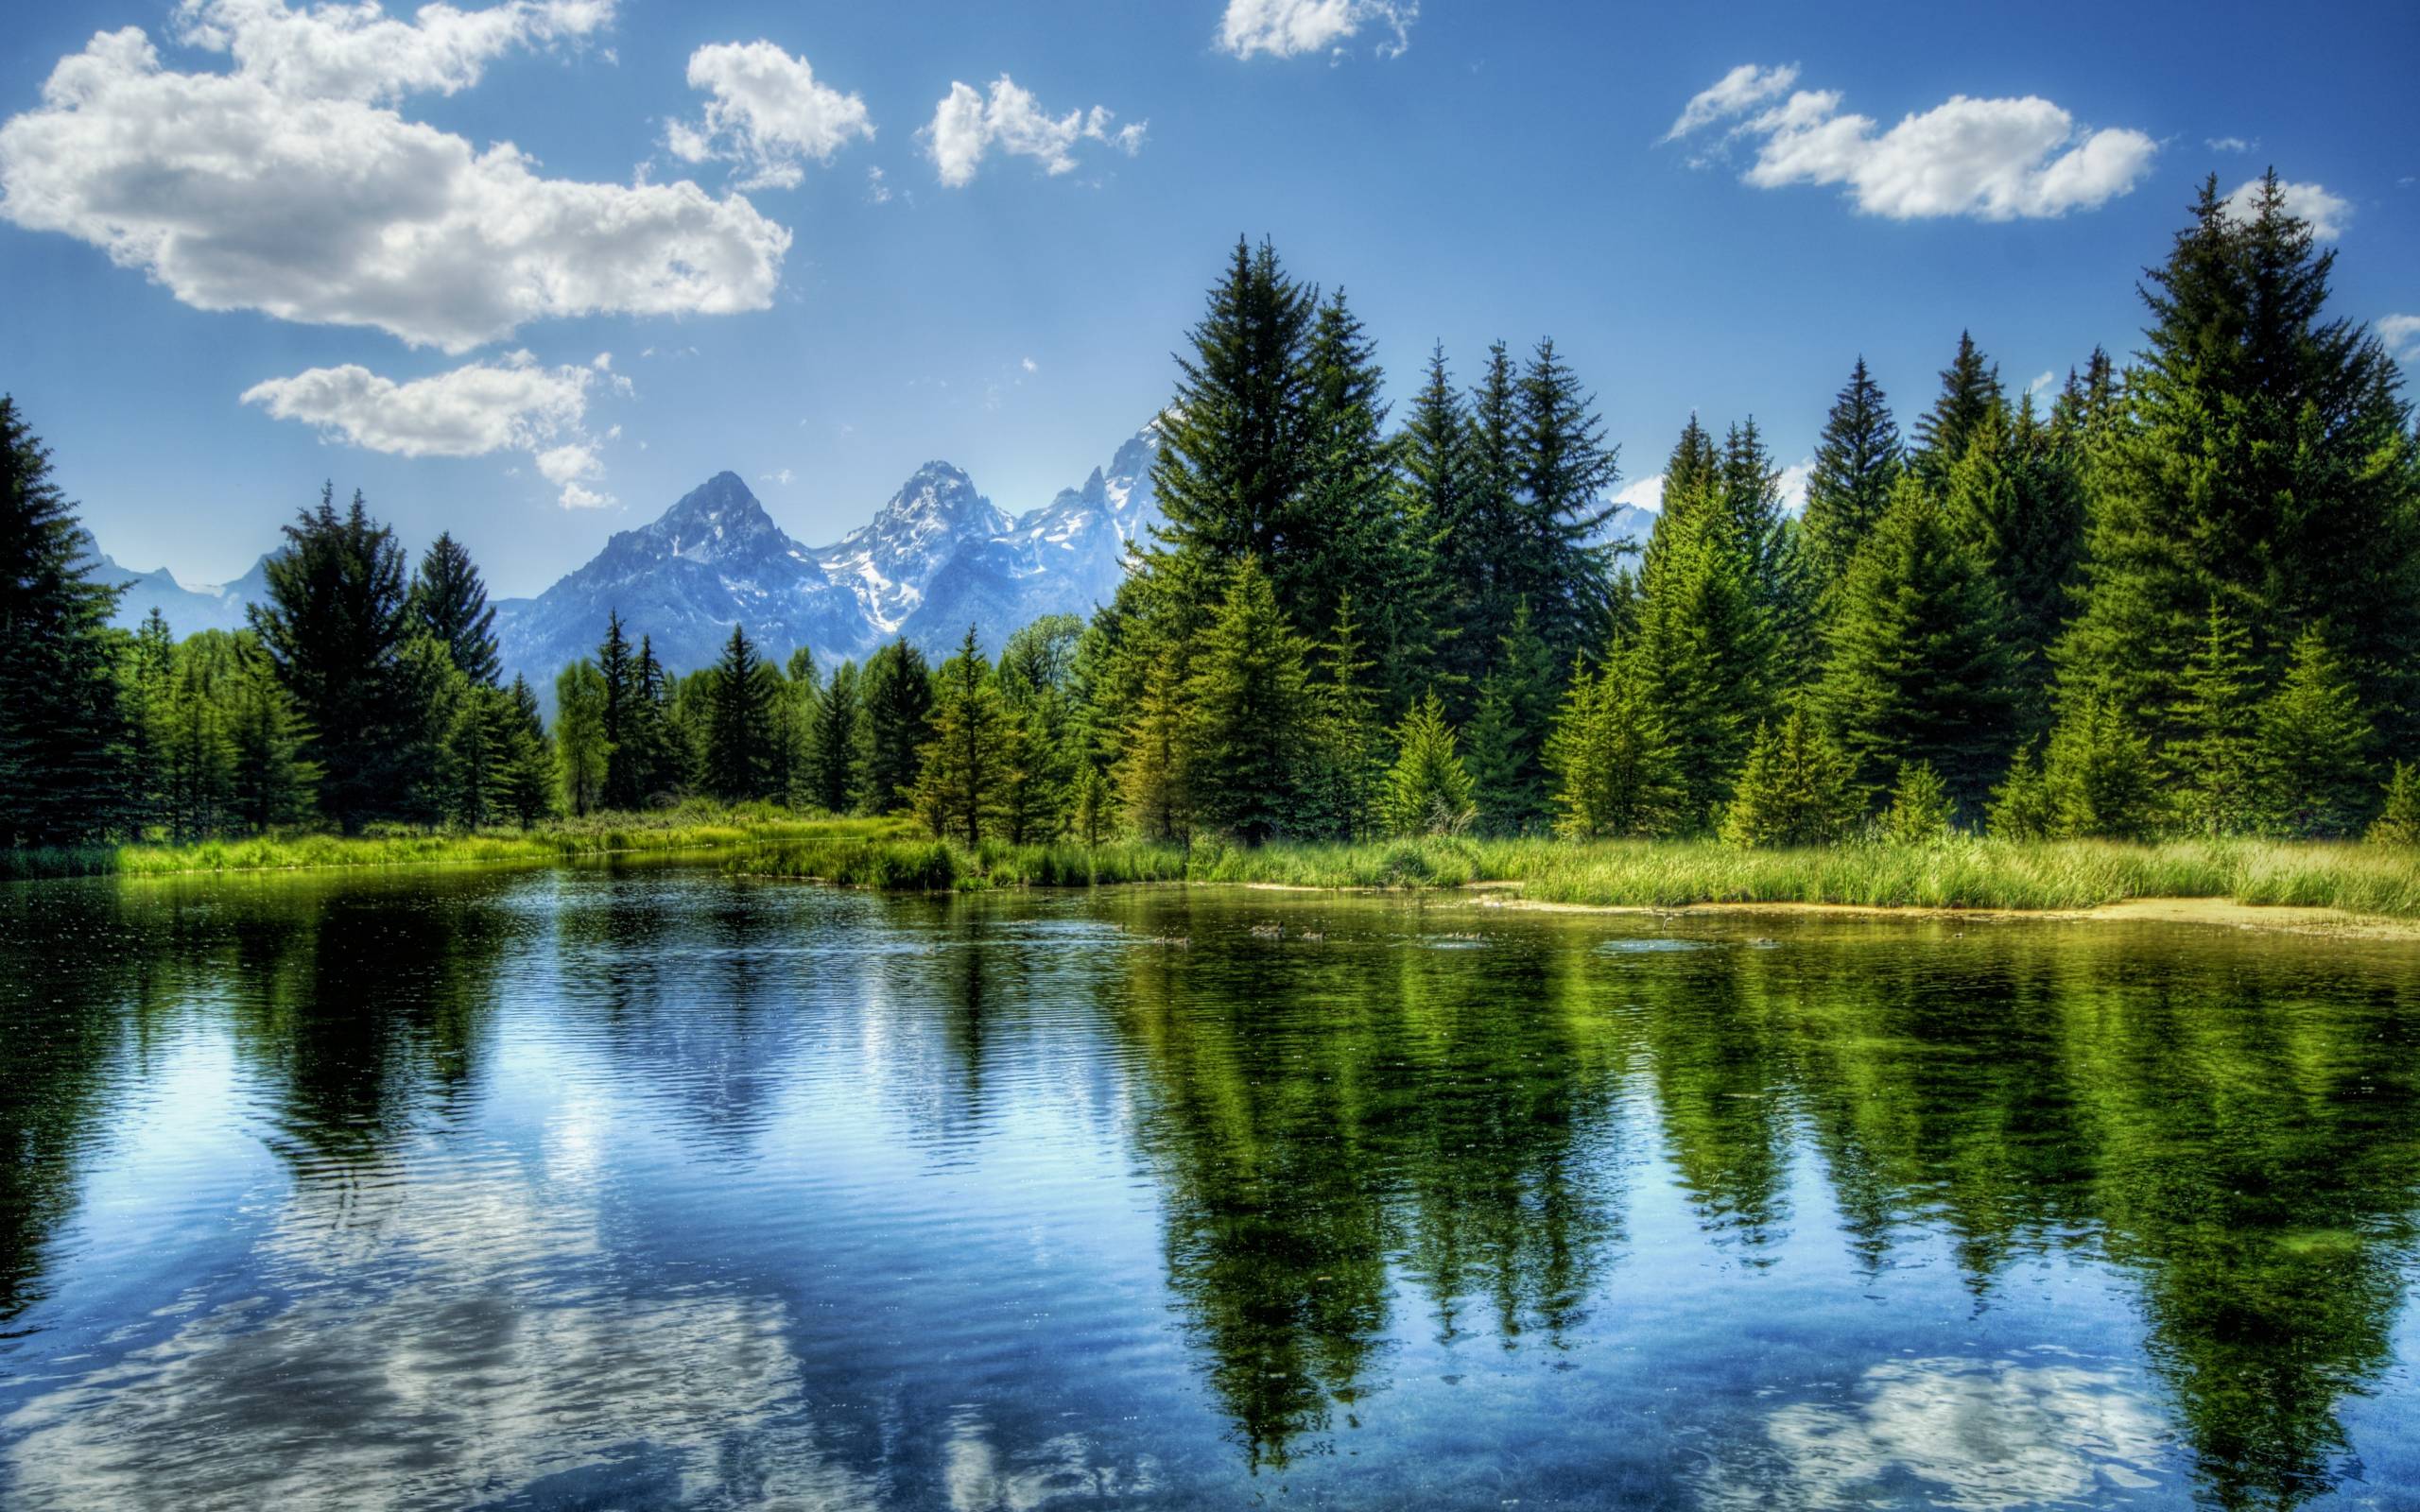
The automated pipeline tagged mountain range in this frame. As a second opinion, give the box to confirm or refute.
[98,417,1659,691]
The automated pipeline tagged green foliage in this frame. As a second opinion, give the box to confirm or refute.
[1118,655,1193,843]
[250,484,416,833]
[2253,629,2374,837]
[2368,763,2420,846]
[1545,654,1681,839]
[2166,597,2261,835]
[1186,556,1314,841]
[702,623,783,803]
[913,627,1022,845]
[1720,711,1860,849]
[1632,464,1776,825]
[1879,761,1955,845]
[410,531,500,686]
[805,660,866,814]
[1462,600,1558,833]
[2043,695,2163,840]
[1910,331,2004,482]
[1800,357,1903,612]
[860,639,935,815]
[553,661,609,816]
[1814,473,2019,816]
[1987,743,2056,841]
[1381,692,1476,837]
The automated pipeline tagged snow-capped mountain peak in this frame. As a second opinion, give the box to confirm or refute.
[816,461,1010,633]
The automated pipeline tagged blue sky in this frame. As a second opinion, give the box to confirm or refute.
[4,0,2414,596]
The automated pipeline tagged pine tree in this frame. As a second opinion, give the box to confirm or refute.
[861,639,935,815]
[2253,628,2374,837]
[249,485,413,833]
[1073,762,1114,846]
[2368,764,2420,846]
[119,608,177,835]
[1118,654,1193,844]
[2052,175,2420,751]
[1814,475,2020,817]
[1450,340,1526,716]
[1186,556,1313,842]
[499,675,554,827]
[553,661,609,816]
[1300,594,1384,840]
[1462,601,1558,833]
[596,611,640,809]
[1545,653,1681,838]
[1879,761,1955,845]
[1382,693,1476,837]
[2167,597,2261,835]
[1149,239,1316,579]
[410,532,500,686]
[2042,696,2162,839]
[1910,331,2004,481]
[441,682,517,829]
[626,636,684,802]
[703,624,778,802]
[157,632,239,841]
[1402,346,1480,711]
[1720,711,1859,849]
[805,661,865,815]
[915,627,1023,845]
[0,396,128,849]
[1986,743,2056,841]
[1940,400,2083,736]
[1801,358,1903,613]
[996,616,1082,843]
[1511,338,1621,666]
[1632,482,1775,825]
[226,634,315,832]
[1718,417,1815,687]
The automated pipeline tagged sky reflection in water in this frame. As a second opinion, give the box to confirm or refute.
[1,865,2415,1510]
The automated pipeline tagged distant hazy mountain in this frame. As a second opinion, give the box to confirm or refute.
[902,423,1164,655]
[84,532,271,636]
[493,471,865,691]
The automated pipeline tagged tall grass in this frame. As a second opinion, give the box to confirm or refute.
[735,831,2420,919]
[4,805,910,882]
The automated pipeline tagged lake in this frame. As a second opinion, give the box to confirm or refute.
[3,862,2416,1510]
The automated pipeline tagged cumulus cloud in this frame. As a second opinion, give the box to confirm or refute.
[0,1,790,352]
[922,77,1144,188]
[241,351,626,507]
[2205,135,2254,153]
[1611,473,1665,513]
[1775,456,1814,516]
[1218,0,1417,60]
[2378,314,2420,362]
[1664,63,1798,142]
[666,40,873,191]
[1667,66,2157,220]
[2222,177,2353,241]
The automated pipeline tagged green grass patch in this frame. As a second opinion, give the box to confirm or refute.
[5,804,912,882]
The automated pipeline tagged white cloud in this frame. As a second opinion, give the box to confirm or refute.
[2027,369,2057,402]
[1218,0,1416,60]
[760,467,795,486]
[2379,314,2420,361]
[2222,177,2353,241]
[1021,356,1038,373]
[240,351,624,507]
[1664,62,1798,142]
[666,40,872,192]
[922,77,1144,188]
[1668,66,2157,220]
[2205,135,2254,153]
[0,2,790,352]
[1611,473,1665,512]
[1775,456,1814,516]
[865,165,892,203]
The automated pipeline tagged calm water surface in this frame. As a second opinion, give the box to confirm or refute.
[3,863,2417,1510]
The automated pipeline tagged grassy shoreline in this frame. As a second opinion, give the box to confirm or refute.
[15,818,2416,924]
[735,833,2420,920]
[4,808,911,882]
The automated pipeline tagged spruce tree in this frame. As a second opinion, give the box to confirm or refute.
[1186,556,1313,842]
[2253,628,2373,837]
[996,616,1082,843]
[1381,693,1476,837]
[249,485,413,833]
[158,632,238,841]
[806,662,865,815]
[1118,655,1193,843]
[410,532,500,686]
[1879,761,1955,845]
[861,640,935,815]
[119,608,177,835]
[226,634,315,832]
[1462,600,1557,834]
[2166,597,2261,835]
[596,611,640,809]
[1511,337,1621,666]
[1296,288,1425,704]
[1402,346,1481,710]
[700,625,774,802]
[1720,711,1859,849]
[2369,764,2420,846]
[1941,399,2084,735]
[1545,654,1681,839]
[0,396,129,849]
[1632,483,1775,825]
[499,674,554,827]
[915,627,1022,845]
[2041,696,2161,839]
[1718,417,1815,687]
[1986,743,2056,841]
[1801,358,1903,612]
[1910,331,2004,481]
[1149,239,1316,578]
[1301,594,1383,840]
[2052,175,2420,751]
[1814,475,2020,817]
[553,662,609,816]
